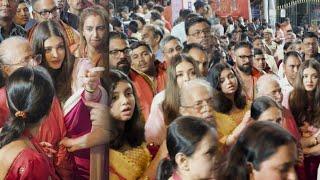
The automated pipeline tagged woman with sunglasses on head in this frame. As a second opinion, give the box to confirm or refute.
[0,67,59,179]
[71,5,109,93]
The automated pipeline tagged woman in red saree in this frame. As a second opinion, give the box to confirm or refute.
[0,67,58,179]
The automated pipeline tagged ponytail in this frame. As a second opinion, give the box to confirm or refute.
[156,158,175,180]
[0,66,54,149]
[0,116,26,149]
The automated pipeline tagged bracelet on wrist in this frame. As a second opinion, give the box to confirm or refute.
[85,87,95,93]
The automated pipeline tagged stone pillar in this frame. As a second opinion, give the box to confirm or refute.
[263,0,269,23]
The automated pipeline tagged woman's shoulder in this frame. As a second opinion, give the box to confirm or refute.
[5,148,51,179]
[0,140,50,179]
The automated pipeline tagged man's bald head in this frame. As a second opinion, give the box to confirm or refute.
[0,36,33,75]
[180,78,213,106]
[256,74,283,104]
[179,78,215,122]
[32,0,59,22]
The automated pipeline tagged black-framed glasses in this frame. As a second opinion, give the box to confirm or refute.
[33,6,59,18]
[109,47,132,57]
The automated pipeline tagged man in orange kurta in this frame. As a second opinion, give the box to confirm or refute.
[129,41,166,121]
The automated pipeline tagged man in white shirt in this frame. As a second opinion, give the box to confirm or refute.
[279,51,302,95]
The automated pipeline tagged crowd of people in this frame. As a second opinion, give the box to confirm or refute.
[0,0,320,179]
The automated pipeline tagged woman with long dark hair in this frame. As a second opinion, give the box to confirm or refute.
[289,60,320,180]
[219,121,298,180]
[0,67,58,179]
[106,70,157,179]
[145,54,201,146]
[157,116,219,180]
[207,63,250,146]
[31,20,74,103]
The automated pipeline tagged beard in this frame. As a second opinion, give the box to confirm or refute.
[238,64,252,75]
[114,58,131,75]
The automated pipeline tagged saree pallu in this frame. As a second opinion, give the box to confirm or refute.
[63,87,108,179]
[109,144,151,180]
[213,104,250,146]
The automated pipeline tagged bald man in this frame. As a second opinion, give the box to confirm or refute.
[256,74,300,140]
[179,78,214,122]
[0,36,36,77]
[28,0,79,53]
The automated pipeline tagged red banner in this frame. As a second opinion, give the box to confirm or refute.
[211,0,250,19]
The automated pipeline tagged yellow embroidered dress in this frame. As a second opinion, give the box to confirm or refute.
[109,144,152,180]
[213,104,250,145]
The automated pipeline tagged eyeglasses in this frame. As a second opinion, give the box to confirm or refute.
[109,47,132,57]
[1,54,42,67]
[181,97,214,111]
[189,28,211,37]
[164,45,183,54]
[33,6,59,18]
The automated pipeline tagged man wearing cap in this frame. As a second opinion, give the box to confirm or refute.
[263,28,278,56]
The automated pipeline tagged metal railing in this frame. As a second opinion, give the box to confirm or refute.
[276,0,320,26]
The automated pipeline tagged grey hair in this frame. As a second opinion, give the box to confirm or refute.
[256,74,280,97]
[0,36,30,64]
[179,78,213,106]
[160,35,182,52]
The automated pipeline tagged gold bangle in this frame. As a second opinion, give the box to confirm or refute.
[85,87,95,93]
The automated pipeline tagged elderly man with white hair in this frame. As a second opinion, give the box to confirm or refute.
[256,74,300,140]
[179,78,215,123]
[0,36,40,77]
